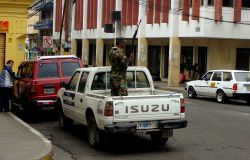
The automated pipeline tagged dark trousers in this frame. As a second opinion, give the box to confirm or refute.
[0,87,12,112]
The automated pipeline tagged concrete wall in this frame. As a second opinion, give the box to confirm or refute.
[182,38,250,71]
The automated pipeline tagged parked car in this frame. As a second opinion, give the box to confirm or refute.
[57,66,187,148]
[12,55,83,112]
[186,70,250,104]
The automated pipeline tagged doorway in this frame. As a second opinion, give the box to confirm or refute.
[236,48,250,71]
[76,39,82,59]
[198,47,207,78]
[148,46,161,80]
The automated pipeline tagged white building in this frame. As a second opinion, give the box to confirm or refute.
[53,0,250,86]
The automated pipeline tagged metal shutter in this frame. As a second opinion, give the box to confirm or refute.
[0,34,5,71]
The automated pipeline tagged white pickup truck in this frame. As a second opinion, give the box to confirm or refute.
[57,66,187,148]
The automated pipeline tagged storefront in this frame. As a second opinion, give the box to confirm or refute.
[0,1,33,72]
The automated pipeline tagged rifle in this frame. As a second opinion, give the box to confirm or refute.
[128,19,142,62]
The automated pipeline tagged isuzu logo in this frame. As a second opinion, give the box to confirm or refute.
[125,104,169,113]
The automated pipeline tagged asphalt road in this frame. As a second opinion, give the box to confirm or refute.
[17,94,250,160]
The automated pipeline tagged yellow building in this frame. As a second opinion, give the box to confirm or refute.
[0,0,33,72]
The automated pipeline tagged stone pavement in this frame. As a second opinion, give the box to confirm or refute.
[0,112,53,160]
[154,81,186,93]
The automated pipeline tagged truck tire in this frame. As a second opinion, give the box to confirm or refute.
[216,90,227,103]
[188,86,197,99]
[245,99,250,105]
[87,115,104,148]
[58,105,73,129]
[150,132,168,145]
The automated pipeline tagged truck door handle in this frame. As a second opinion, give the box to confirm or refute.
[80,99,83,103]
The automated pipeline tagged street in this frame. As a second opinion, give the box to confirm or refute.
[15,94,250,160]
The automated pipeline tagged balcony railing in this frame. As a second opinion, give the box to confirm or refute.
[30,0,53,11]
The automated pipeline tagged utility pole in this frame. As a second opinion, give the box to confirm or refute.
[58,0,77,55]
[58,0,67,55]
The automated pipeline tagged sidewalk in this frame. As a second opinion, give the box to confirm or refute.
[154,81,186,93]
[0,112,53,160]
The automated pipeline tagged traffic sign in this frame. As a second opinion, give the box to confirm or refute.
[43,36,53,48]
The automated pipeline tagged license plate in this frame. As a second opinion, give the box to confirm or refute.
[44,88,54,94]
[137,121,158,130]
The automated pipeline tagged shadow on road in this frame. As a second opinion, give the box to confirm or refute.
[192,96,250,107]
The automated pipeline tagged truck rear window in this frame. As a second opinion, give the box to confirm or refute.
[38,63,59,78]
[61,62,80,77]
[91,71,150,90]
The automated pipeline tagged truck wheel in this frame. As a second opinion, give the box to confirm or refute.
[150,132,168,145]
[188,86,197,99]
[216,90,227,103]
[87,115,104,148]
[58,107,73,129]
[245,99,250,105]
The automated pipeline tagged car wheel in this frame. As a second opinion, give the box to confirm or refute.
[188,86,197,99]
[58,105,73,129]
[150,132,168,145]
[87,115,104,148]
[216,90,227,103]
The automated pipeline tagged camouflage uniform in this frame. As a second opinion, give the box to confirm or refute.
[109,47,129,96]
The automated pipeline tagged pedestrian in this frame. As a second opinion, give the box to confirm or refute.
[189,63,198,80]
[0,60,18,112]
[109,39,133,96]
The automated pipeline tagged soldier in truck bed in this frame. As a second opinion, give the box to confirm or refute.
[109,39,133,96]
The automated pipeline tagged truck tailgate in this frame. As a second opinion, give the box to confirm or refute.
[112,95,182,122]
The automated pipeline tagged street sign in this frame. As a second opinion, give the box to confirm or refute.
[43,36,53,48]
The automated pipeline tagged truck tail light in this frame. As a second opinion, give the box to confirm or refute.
[104,101,113,116]
[180,98,185,113]
[232,84,237,91]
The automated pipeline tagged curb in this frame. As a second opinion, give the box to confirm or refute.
[154,86,186,93]
[8,112,54,160]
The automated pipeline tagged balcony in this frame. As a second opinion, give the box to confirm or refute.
[30,0,53,11]
[34,18,53,30]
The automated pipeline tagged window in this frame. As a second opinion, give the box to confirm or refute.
[223,0,233,7]
[18,64,27,78]
[212,72,222,81]
[242,0,250,8]
[68,71,80,91]
[38,63,58,78]
[78,72,89,93]
[234,72,250,82]
[202,72,213,81]
[127,71,150,88]
[208,0,214,6]
[223,72,233,81]
[91,72,109,90]
[26,63,34,79]
[61,62,80,77]
[136,72,150,88]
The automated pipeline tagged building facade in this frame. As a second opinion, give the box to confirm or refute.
[30,0,54,56]
[0,0,33,72]
[53,0,250,86]
[27,9,39,58]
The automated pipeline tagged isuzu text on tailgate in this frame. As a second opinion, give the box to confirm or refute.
[57,66,187,148]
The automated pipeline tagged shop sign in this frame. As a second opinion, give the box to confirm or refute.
[0,21,9,32]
